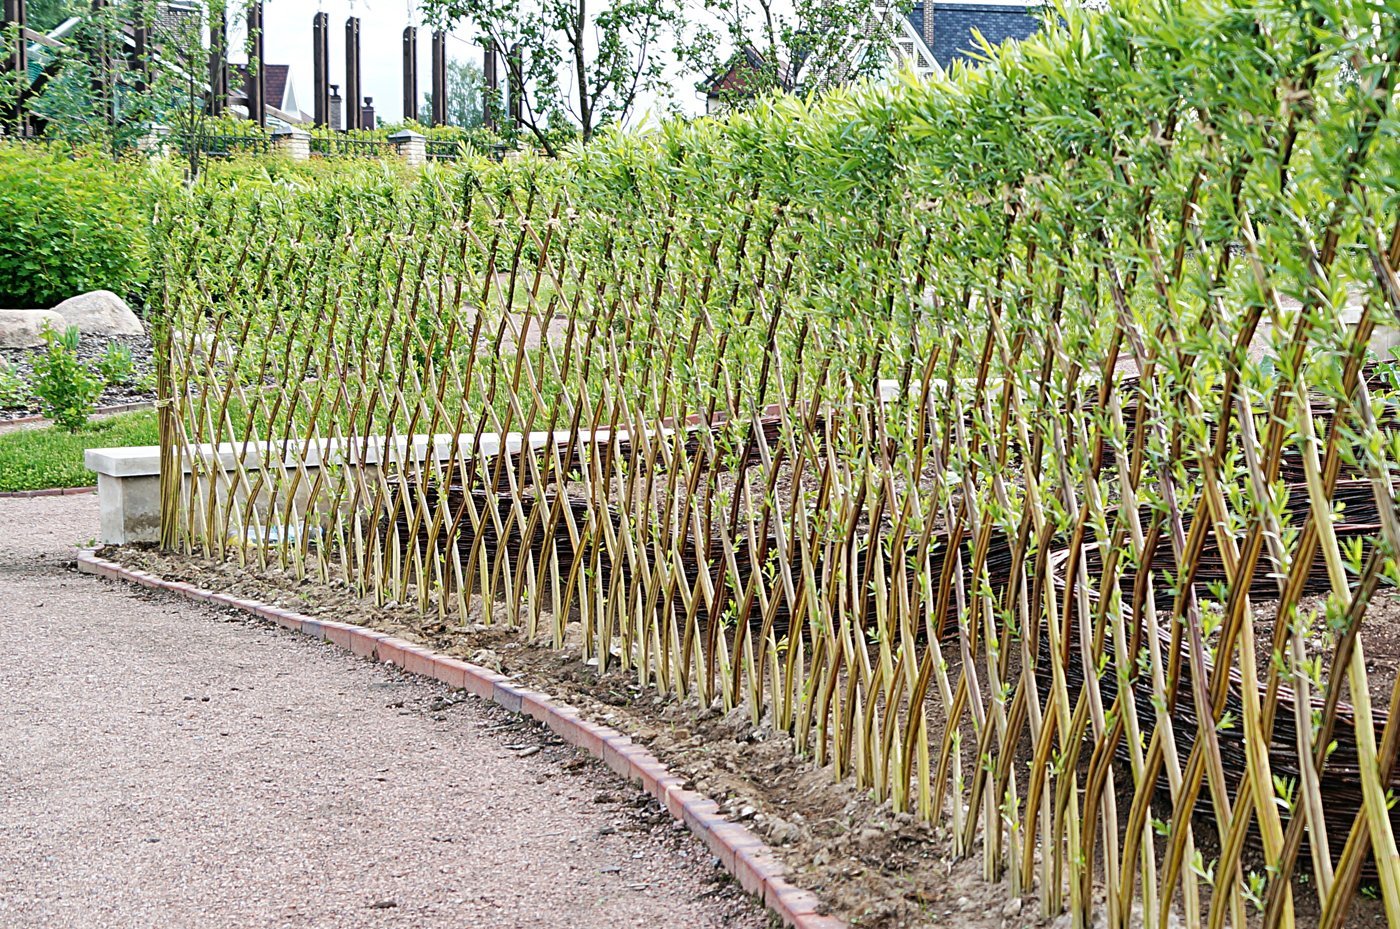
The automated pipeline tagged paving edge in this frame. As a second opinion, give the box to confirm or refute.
[0,400,156,431]
[0,485,96,499]
[75,550,845,929]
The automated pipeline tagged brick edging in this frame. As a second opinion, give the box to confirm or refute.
[75,550,843,929]
[0,485,96,499]
[0,399,156,430]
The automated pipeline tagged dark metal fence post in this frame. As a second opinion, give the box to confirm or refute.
[131,10,149,94]
[507,43,522,130]
[482,38,497,132]
[208,7,227,116]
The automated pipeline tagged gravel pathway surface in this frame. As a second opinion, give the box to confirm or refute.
[0,494,770,929]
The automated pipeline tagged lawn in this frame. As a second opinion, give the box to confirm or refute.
[0,410,159,492]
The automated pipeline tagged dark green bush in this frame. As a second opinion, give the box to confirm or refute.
[0,144,150,309]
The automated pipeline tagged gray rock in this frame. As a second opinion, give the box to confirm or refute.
[0,310,66,348]
[766,817,801,845]
[51,290,144,336]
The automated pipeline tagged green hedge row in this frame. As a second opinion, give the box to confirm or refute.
[0,144,152,309]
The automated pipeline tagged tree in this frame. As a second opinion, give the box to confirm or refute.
[419,57,484,128]
[26,0,85,33]
[421,0,697,154]
[697,0,901,103]
[6,0,215,161]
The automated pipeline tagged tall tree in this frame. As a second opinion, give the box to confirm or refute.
[697,0,901,101]
[422,0,696,154]
[419,57,484,128]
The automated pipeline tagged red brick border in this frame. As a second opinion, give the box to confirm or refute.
[0,485,96,499]
[75,550,841,929]
[0,399,155,431]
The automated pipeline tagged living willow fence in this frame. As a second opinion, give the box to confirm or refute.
[151,0,1400,927]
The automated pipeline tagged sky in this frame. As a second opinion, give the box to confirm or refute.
[228,0,713,125]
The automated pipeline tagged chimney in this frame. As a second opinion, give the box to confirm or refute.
[329,84,342,131]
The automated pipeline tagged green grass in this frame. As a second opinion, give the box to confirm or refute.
[0,410,159,492]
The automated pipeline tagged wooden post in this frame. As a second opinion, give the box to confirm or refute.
[2,0,28,135]
[507,43,522,130]
[208,7,228,116]
[131,13,149,94]
[88,0,118,134]
[312,11,328,127]
[246,0,265,126]
[430,30,446,126]
[402,26,418,122]
[482,38,497,131]
[345,16,361,130]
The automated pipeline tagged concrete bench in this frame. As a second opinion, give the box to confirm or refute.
[82,428,662,546]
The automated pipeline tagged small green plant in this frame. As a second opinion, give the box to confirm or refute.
[0,359,29,409]
[31,325,103,432]
[95,342,137,386]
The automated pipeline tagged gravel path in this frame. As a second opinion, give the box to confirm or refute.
[0,494,769,929]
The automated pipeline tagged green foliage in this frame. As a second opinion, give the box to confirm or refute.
[423,0,697,152]
[0,409,158,491]
[418,58,487,129]
[24,0,86,32]
[95,342,136,386]
[0,144,150,308]
[0,359,29,410]
[10,1,213,152]
[695,0,902,101]
[31,325,103,432]
[148,6,1400,924]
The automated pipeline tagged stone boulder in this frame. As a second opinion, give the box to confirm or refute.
[0,310,66,348]
[51,290,144,337]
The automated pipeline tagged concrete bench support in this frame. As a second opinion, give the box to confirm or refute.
[87,447,163,545]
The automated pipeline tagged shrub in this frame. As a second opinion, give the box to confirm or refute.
[0,359,29,409]
[0,144,150,308]
[31,325,103,431]
[95,342,137,386]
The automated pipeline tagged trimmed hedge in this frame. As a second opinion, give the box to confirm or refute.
[0,144,151,309]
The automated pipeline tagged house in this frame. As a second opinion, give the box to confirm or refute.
[905,1,1042,70]
[702,46,790,115]
[701,1,1042,110]
[233,64,308,126]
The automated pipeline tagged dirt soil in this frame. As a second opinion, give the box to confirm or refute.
[0,332,156,420]
[107,544,1041,929]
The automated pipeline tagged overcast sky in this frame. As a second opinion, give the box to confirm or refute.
[229,0,711,124]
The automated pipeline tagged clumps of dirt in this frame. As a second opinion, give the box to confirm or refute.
[102,543,1037,929]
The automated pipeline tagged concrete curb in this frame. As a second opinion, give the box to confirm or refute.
[75,550,844,929]
[0,485,96,499]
